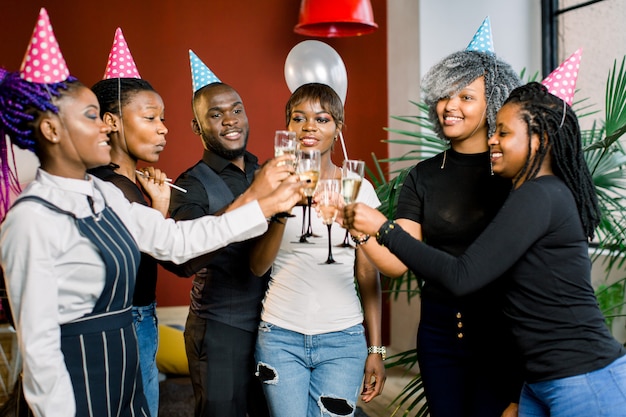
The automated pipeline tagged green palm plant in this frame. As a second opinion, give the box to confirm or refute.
[368,56,626,416]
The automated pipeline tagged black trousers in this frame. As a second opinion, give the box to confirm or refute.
[417,297,522,417]
[184,314,269,417]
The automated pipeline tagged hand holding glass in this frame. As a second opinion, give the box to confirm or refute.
[273,130,298,218]
[340,160,365,246]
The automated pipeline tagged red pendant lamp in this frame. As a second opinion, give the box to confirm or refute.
[294,0,378,38]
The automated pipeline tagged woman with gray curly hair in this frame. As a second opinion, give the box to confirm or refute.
[354,49,522,417]
[422,50,521,141]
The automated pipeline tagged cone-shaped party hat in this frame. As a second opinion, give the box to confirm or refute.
[541,48,582,105]
[466,16,494,54]
[103,28,141,79]
[19,8,70,83]
[189,50,221,93]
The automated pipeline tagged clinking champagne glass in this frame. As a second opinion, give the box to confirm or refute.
[296,149,321,243]
[274,130,298,166]
[317,179,342,264]
[340,159,365,247]
[273,130,298,218]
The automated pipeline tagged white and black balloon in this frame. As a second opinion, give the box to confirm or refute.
[284,40,347,104]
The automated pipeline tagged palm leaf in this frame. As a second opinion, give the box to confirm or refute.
[606,56,626,143]
[383,349,429,416]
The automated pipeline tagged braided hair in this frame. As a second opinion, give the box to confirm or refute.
[504,82,601,239]
[91,78,155,118]
[421,50,521,139]
[0,68,79,218]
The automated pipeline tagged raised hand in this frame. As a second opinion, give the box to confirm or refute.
[247,155,296,200]
[343,203,387,236]
[136,166,171,216]
[258,174,304,218]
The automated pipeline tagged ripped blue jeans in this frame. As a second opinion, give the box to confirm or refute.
[255,321,367,417]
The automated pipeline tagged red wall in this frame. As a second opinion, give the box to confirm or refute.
[1,0,388,306]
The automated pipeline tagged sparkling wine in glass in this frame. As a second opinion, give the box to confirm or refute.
[340,159,365,246]
[317,179,342,264]
[273,130,298,218]
[274,130,298,168]
[296,149,321,242]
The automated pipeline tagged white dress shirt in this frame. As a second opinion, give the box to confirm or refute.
[0,169,267,417]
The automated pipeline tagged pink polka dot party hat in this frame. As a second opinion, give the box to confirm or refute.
[19,8,70,84]
[541,48,583,106]
[103,28,141,79]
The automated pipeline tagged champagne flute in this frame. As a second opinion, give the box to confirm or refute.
[317,179,342,264]
[340,159,365,247]
[274,130,298,166]
[273,130,298,218]
[296,149,321,243]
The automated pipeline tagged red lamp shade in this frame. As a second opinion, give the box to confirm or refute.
[294,0,378,38]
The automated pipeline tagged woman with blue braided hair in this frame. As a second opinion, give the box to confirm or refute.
[0,10,303,417]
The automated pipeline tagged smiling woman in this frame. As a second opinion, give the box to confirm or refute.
[346,81,626,417]
[488,103,550,184]
[254,83,386,417]
[354,48,523,417]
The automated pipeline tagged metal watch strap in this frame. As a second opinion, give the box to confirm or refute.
[367,345,386,360]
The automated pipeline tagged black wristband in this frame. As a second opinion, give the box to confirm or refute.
[375,220,396,246]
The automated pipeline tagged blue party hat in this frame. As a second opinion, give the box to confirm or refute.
[189,49,221,92]
[466,16,494,54]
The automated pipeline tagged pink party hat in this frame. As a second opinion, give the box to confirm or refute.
[103,28,141,79]
[541,48,582,105]
[19,8,70,83]
[466,16,494,54]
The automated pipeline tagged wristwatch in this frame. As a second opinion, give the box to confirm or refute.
[367,346,386,360]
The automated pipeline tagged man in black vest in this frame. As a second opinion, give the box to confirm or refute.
[170,82,291,417]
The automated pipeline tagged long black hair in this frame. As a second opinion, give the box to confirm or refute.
[505,82,601,239]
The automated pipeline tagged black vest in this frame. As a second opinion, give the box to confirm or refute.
[184,161,269,332]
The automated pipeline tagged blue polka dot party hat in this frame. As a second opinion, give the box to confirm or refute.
[466,16,494,54]
[189,49,221,93]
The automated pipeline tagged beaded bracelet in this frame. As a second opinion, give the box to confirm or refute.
[350,234,370,246]
[376,220,396,246]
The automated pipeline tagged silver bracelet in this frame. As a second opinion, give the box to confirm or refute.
[367,345,386,360]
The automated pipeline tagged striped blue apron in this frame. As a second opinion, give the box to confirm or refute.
[14,195,149,417]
